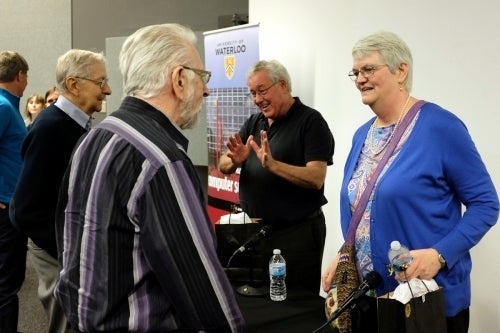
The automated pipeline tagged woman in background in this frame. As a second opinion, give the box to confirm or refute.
[24,93,45,129]
[44,86,58,107]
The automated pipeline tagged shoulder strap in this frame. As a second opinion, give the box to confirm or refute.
[345,100,427,244]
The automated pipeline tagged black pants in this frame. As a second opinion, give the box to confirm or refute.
[0,205,27,333]
[259,212,326,293]
[446,308,470,333]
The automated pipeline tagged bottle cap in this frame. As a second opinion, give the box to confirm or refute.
[390,240,401,250]
[273,249,281,254]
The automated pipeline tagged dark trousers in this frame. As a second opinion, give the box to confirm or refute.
[260,212,326,293]
[0,205,27,333]
[446,308,470,333]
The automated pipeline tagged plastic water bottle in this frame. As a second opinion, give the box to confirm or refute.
[269,249,287,301]
[388,240,413,272]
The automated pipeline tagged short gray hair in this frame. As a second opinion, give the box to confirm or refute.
[119,23,197,98]
[0,51,29,82]
[56,49,106,94]
[352,31,413,91]
[247,60,292,92]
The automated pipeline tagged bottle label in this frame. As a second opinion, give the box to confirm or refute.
[269,263,286,277]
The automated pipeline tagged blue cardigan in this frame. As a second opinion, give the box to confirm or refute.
[340,102,499,316]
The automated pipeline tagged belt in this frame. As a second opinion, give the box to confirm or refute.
[306,208,323,220]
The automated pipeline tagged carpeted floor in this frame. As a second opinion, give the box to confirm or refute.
[18,257,48,333]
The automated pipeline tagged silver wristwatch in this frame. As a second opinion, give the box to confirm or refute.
[438,253,446,268]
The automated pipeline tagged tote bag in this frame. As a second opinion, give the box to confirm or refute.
[378,281,447,333]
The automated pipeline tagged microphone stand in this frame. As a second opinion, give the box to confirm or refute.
[311,300,355,333]
[235,246,268,297]
[312,271,382,333]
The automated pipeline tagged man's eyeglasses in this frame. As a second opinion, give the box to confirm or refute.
[249,82,277,99]
[76,77,109,89]
[348,64,388,81]
[182,66,211,84]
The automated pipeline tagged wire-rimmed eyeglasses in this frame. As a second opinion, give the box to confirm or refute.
[76,77,109,89]
[182,66,211,84]
[348,64,388,81]
[248,82,277,99]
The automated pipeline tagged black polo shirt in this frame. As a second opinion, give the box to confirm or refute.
[238,97,334,229]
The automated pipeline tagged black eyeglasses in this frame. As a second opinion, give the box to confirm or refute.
[76,77,109,89]
[182,66,211,84]
[249,82,277,99]
[348,64,388,81]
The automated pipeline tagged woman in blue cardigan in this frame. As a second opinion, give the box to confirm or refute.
[321,31,498,333]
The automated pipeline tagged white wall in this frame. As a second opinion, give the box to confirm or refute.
[0,0,71,114]
[250,1,499,332]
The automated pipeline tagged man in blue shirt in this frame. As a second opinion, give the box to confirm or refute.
[0,50,29,333]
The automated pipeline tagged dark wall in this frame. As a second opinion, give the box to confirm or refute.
[72,0,248,51]
[72,0,248,197]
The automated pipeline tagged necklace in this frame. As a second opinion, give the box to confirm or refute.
[367,95,411,156]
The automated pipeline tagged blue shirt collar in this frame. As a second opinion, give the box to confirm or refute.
[0,87,21,109]
[54,95,91,129]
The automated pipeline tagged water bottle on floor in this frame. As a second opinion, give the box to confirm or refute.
[269,249,287,301]
[388,240,413,272]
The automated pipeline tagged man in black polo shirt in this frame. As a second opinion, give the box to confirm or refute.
[219,59,335,293]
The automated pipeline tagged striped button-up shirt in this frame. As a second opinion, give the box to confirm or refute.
[55,96,245,332]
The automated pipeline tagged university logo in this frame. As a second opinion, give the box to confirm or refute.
[224,56,235,80]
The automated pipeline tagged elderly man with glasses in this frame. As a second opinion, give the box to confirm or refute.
[53,24,244,332]
[10,49,111,333]
[219,59,335,295]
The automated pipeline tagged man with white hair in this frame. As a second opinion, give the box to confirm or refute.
[54,23,245,332]
[10,49,112,333]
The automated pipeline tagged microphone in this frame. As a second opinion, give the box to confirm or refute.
[222,234,240,248]
[233,225,272,255]
[338,271,382,311]
[312,271,382,333]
